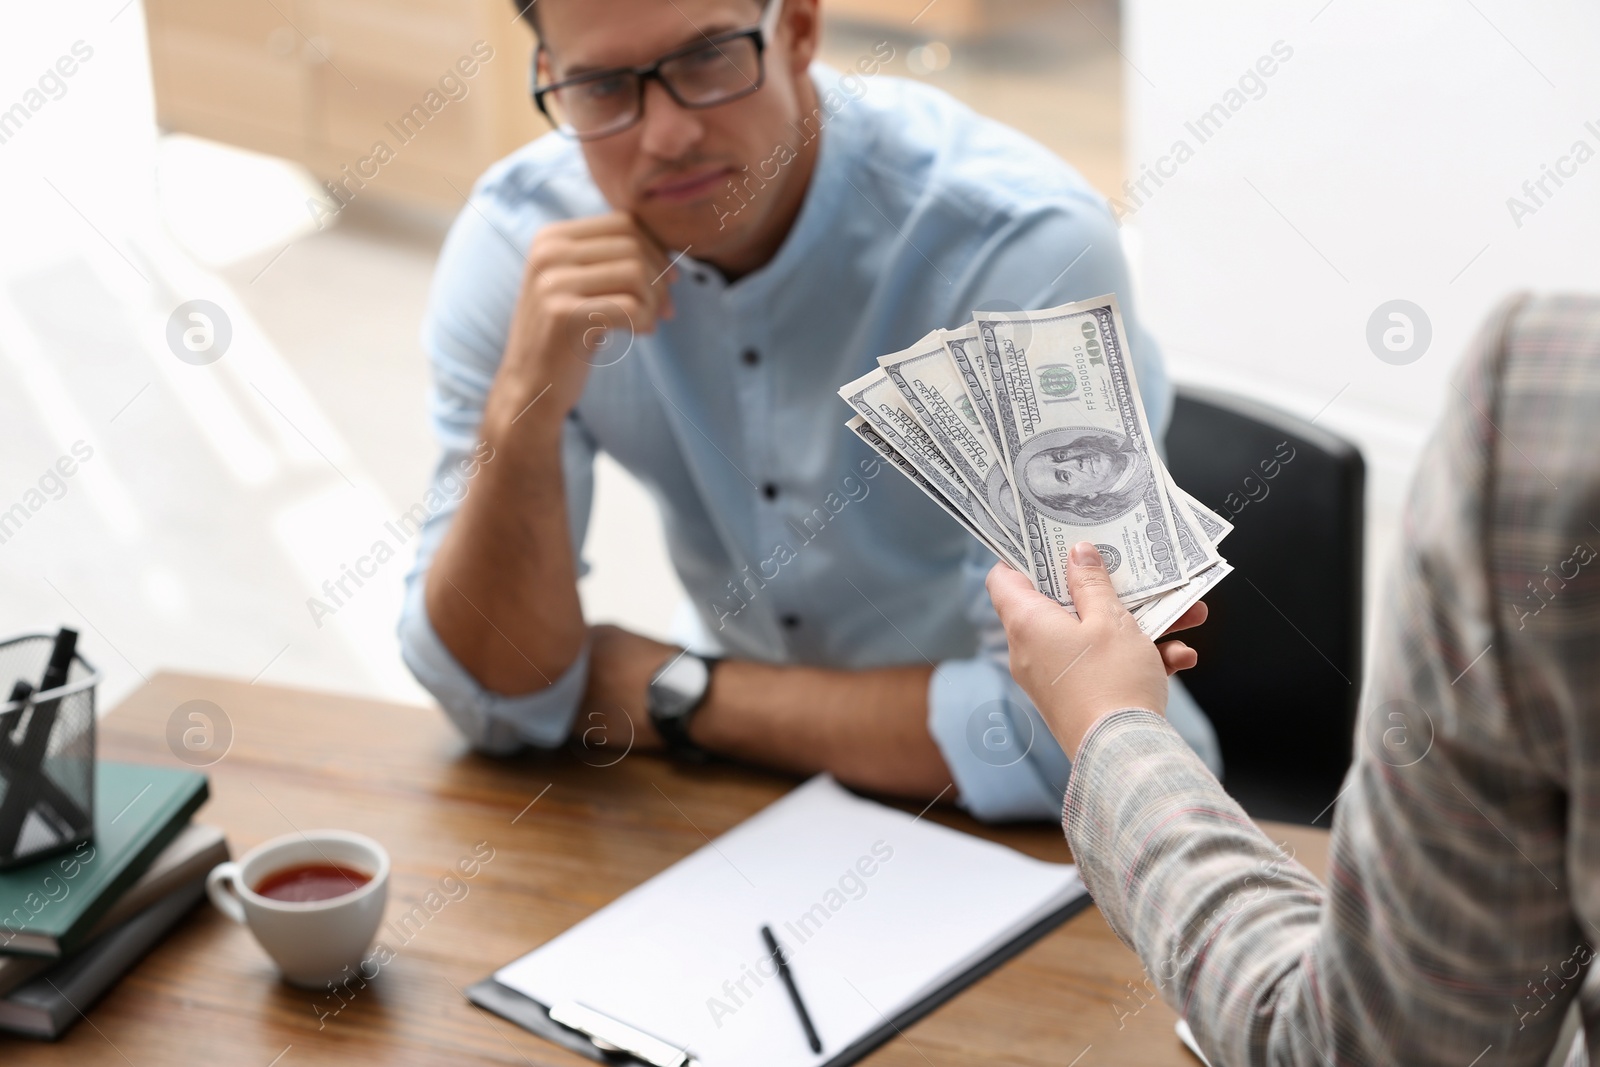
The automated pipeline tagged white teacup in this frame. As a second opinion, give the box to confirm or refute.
[206,829,389,988]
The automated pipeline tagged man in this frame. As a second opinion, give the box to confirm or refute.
[989,294,1600,1063]
[398,0,1220,820]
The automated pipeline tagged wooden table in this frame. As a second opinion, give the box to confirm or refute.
[1,673,1328,1065]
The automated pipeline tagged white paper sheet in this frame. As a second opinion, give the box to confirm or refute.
[494,775,1085,1067]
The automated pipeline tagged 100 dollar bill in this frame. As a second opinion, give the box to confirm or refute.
[974,296,1186,607]
[845,416,1025,570]
[838,366,1024,570]
[878,333,1024,556]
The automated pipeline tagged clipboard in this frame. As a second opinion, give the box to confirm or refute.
[466,888,1090,1066]
[463,775,1091,1067]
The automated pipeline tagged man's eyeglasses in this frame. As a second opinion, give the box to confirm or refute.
[530,0,782,142]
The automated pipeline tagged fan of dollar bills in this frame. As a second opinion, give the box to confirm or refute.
[838,294,1233,637]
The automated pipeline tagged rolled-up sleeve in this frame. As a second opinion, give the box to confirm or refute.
[929,662,1071,821]
[927,541,1074,821]
[397,183,599,754]
[399,566,591,753]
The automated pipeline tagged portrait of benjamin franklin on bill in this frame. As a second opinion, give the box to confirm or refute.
[1013,427,1152,525]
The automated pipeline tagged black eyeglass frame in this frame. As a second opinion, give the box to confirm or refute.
[529,0,782,142]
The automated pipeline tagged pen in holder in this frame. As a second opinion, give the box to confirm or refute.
[0,630,98,869]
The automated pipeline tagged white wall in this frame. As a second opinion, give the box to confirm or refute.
[1123,0,1600,595]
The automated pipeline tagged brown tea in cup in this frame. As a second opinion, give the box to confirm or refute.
[253,863,371,903]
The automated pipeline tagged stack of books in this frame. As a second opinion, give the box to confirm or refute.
[0,762,217,1040]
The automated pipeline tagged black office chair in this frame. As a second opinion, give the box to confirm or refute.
[1164,385,1365,827]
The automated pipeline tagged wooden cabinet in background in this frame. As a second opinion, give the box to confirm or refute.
[143,0,1119,212]
[144,0,544,211]
[819,0,1114,40]
[824,0,986,36]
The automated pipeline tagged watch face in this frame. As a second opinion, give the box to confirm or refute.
[651,653,710,720]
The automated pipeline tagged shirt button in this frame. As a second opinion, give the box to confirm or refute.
[781,614,801,630]
[742,348,760,367]
[762,483,778,501]
[694,270,709,284]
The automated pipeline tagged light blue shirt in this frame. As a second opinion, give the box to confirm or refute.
[399,65,1218,821]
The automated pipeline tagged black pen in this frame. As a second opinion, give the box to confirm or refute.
[761,923,822,1054]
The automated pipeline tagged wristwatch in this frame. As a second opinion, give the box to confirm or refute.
[647,651,720,761]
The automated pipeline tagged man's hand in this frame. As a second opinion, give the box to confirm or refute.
[986,542,1206,759]
[483,213,677,448]
[571,623,677,759]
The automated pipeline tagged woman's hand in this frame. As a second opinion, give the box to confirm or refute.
[986,541,1207,759]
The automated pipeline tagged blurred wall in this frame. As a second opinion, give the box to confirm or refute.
[1123,0,1600,585]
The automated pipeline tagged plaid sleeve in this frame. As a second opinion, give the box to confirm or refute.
[1065,294,1600,1066]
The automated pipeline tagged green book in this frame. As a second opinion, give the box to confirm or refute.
[0,762,208,958]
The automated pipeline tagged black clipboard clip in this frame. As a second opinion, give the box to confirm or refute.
[465,982,703,1067]
[548,1001,700,1067]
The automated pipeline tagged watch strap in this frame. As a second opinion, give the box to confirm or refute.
[649,654,719,761]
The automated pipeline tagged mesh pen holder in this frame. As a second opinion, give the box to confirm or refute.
[0,634,98,870]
